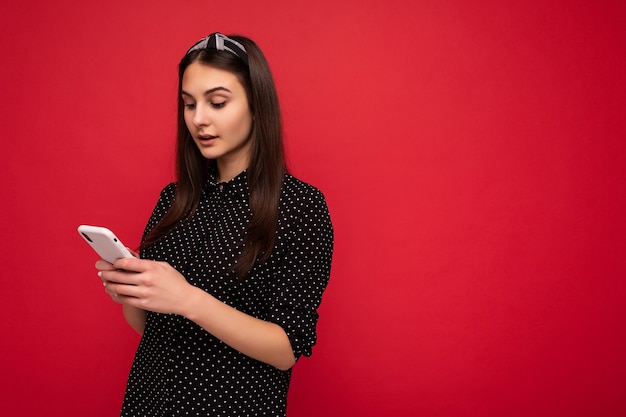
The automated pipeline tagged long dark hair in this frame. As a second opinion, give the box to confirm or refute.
[141,34,286,279]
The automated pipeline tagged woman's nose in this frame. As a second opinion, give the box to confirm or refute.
[193,105,210,127]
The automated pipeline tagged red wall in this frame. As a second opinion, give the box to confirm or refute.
[1,1,625,416]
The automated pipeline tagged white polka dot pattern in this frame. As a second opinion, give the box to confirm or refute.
[120,171,334,416]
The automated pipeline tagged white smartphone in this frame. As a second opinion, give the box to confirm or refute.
[77,225,133,264]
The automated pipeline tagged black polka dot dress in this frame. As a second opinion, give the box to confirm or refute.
[120,170,334,417]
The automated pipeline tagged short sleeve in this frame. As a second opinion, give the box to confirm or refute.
[266,185,334,360]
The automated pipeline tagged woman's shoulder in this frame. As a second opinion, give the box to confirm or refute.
[159,182,177,197]
[279,174,333,237]
[152,182,177,208]
[280,174,330,215]
[282,173,326,201]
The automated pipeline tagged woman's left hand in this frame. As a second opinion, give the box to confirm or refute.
[99,257,194,315]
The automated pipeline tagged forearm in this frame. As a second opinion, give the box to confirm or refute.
[181,286,296,371]
[123,304,147,335]
[104,258,296,369]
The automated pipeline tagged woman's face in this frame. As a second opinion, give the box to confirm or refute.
[181,61,253,180]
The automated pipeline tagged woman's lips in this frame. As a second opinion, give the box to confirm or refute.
[198,135,218,145]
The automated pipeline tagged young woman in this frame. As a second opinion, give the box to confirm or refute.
[96,33,334,416]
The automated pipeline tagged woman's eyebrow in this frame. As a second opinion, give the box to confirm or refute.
[181,86,232,97]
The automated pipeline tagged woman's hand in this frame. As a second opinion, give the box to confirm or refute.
[95,254,295,369]
[96,258,124,304]
[97,257,194,315]
[95,247,138,304]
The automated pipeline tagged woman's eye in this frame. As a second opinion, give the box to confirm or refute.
[184,103,196,110]
[211,101,226,109]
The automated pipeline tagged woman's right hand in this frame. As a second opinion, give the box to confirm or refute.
[95,250,147,335]
[96,247,139,304]
[96,259,123,303]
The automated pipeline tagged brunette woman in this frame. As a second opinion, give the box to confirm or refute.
[96,32,333,416]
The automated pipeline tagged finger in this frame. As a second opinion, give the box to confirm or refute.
[126,247,140,258]
[110,291,122,303]
[112,257,150,273]
[98,271,117,289]
[95,259,116,271]
[106,281,141,301]
[100,269,139,285]
[102,281,122,303]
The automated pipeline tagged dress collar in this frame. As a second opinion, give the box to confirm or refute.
[204,169,249,200]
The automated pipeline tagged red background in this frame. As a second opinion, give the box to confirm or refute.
[1,1,625,416]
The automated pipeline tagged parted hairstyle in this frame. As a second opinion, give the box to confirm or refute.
[141,34,286,279]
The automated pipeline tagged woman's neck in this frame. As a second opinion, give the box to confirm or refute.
[216,161,248,183]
